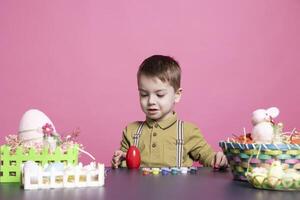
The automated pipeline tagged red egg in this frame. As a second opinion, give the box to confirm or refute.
[126,146,141,169]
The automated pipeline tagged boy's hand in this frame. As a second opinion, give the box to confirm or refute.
[112,150,126,168]
[211,151,228,170]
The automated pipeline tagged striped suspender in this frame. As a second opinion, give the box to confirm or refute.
[176,120,184,168]
[133,120,184,168]
[133,122,145,147]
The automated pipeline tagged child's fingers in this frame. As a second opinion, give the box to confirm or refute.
[112,150,127,168]
[111,158,121,168]
[114,150,122,157]
[111,150,124,168]
[121,151,126,158]
[113,153,121,160]
[219,155,228,167]
[113,151,123,162]
[214,152,225,168]
[113,154,124,163]
[114,150,126,159]
[113,156,119,163]
[214,152,221,168]
[111,161,118,168]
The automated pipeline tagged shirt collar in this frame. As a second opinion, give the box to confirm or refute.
[145,112,178,129]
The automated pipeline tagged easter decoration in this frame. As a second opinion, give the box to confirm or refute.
[125,145,198,175]
[22,161,104,190]
[126,146,141,169]
[251,107,280,144]
[0,109,104,188]
[219,107,300,191]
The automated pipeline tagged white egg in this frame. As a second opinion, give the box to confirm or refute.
[18,109,56,143]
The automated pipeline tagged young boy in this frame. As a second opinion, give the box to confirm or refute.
[112,55,227,169]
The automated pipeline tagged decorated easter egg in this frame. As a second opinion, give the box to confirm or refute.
[250,167,268,187]
[268,161,284,178]
[19,109,56,143]
[282,173,295,189]
[267,161,284,188]
[126,146,141,169]
[282,169,300,189]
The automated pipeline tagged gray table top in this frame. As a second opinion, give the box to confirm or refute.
[0,167,299,200]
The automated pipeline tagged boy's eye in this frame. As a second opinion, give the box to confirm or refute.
[140,93,148,97]
[157,94,165,98]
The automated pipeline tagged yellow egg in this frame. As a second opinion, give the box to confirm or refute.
[249,167,268,187]
[267,161,284,188]
[283,169,300,189]
[268,161,284,179]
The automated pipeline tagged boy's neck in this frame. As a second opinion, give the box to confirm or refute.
[145,112,178,129]
[146,111,176,123]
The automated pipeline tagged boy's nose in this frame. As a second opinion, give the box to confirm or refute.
[147,95,156,105]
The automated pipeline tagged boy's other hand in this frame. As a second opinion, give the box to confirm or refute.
[211,151,228,170]
[112,150,126,168]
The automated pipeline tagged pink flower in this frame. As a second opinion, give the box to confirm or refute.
[63,128,80,142]
[42,123,54,137]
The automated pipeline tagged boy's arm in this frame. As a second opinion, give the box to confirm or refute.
[185,124,215,167]
[120,127,130,152]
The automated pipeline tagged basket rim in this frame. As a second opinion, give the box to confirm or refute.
[219,141,300,151]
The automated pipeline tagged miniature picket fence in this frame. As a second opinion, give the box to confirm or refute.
[0,144,79,182]
[22,163,105,190]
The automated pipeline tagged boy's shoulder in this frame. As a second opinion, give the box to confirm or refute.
[124,120,200,129]
[181,120,204,136]
[181,121,199,129]
[123,120,201,135]
[123,121,144,134]
[126,121,143,127]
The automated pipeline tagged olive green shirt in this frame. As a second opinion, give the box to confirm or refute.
[120,113,215,167]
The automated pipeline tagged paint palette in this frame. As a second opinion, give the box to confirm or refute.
[141,167,198,176]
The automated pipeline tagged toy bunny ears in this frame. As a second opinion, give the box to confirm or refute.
[266,107,280,118]
[251,107,280,125]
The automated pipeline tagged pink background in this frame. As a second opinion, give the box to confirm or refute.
[1,1,300,166]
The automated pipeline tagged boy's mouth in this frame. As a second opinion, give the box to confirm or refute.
[147,108,159,114]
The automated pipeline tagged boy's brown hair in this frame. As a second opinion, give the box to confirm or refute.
[137,55,181,91]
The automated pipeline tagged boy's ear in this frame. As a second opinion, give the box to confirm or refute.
[174,88,183,103]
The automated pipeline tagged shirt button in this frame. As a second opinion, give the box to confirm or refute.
[152,143,156,148]
[153,132,157,136]
[154,124,159,128]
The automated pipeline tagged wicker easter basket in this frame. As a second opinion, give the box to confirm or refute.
[219,141,300,182]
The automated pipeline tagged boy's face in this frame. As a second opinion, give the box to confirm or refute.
[138,74,182,122]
